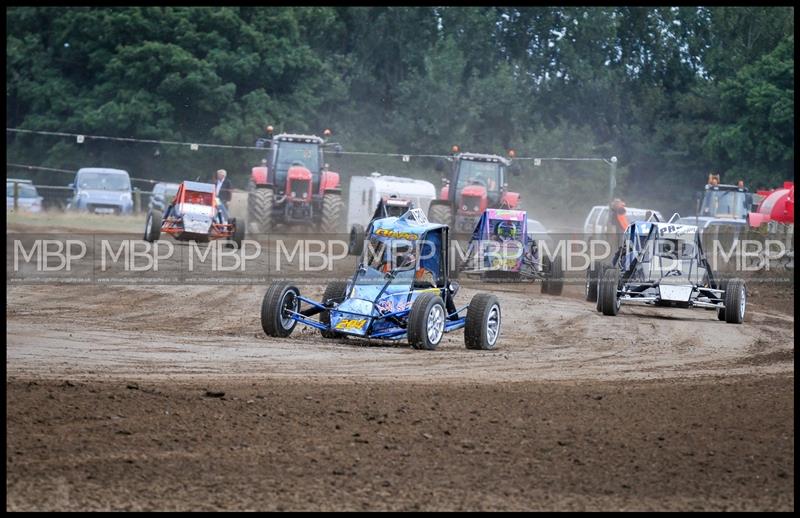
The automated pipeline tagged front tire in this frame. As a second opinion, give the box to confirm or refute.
[261,281,300,337]
[229,217,245,249]
[408,292,446,351]
[248,186,273,235]
[144,209,161,243]
[320,192,344,235]
[465,293,501,350]
[599,268,621,316]
[723,278,746,324]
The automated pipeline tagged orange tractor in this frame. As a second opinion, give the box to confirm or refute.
[427,147,521,234]
[247,126,344,233]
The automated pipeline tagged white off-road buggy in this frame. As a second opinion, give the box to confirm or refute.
[596,214,747,323]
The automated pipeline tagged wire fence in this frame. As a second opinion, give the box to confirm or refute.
[7,127,626,228]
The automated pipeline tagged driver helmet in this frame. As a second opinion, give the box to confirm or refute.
[496,221,518,241]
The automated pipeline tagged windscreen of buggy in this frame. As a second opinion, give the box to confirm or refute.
[489,219,524,241]
[355,238,417,287]
[655,238,696,260]
[177,190,214,217]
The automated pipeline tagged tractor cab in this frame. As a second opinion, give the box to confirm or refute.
[697,174,752,221]
[451,154,509,210]
[257,134,325,198]
[248,127,343,232]
[429,150,520,233]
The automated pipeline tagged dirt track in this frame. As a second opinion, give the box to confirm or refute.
[6,217,795,511]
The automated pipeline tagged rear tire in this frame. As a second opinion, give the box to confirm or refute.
[320,192,344,235]
[723,278,746,324]
[349,224,365,256]
[715,278,729,321]
[408,292,446,351]
[428,204,453,226]
[547,255,564,296]
[261,281,300,337]
[248,186,273,235]
[585,263,599,302]
[599,268,620,316]
[596,264,611,312]
[465,293,501,350]
[320,280,349,339]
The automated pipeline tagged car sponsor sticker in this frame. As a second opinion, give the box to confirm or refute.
[373,228,420,240]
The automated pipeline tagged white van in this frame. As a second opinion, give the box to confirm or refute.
[583,205,663,235]
[347,173,437,231]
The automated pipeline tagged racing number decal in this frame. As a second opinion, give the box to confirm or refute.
[335,319,367,330]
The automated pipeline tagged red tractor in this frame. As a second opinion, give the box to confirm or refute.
[247,127,344,233]
[427,147,521,234]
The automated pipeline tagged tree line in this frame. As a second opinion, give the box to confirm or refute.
[6,6,794,217]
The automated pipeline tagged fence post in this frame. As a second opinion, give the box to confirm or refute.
[134,188,141,213]
[13,181,19,211]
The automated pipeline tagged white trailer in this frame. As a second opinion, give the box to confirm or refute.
[346,173,437,231]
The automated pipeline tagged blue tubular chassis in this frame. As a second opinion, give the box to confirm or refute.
[285,294,468,340]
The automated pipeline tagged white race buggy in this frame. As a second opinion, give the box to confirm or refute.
[596,215,747,323]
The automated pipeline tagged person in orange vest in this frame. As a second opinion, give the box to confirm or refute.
[607,198,629,234]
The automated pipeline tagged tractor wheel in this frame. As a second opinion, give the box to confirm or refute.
[144,209,161,243]
[585,263,599,302]
[465,293,501,350]
[320,192,345,235]
[723,278,746,324]
[229,217,245,249]
[261,281,300,338]
[408,292,446,351]
[248,186,273,235]
[547,255,564,296]
[599,268,621,316]
[320,280,349,339]
[349,224,365,256]
[428,204,453,226]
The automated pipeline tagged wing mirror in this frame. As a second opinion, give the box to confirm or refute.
[435,159,445,172]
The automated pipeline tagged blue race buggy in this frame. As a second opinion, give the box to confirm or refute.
[459,208,564,295]
[260,208,502,350]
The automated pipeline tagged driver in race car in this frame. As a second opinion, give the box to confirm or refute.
[493,220,519,241]
[395,247,436,287]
